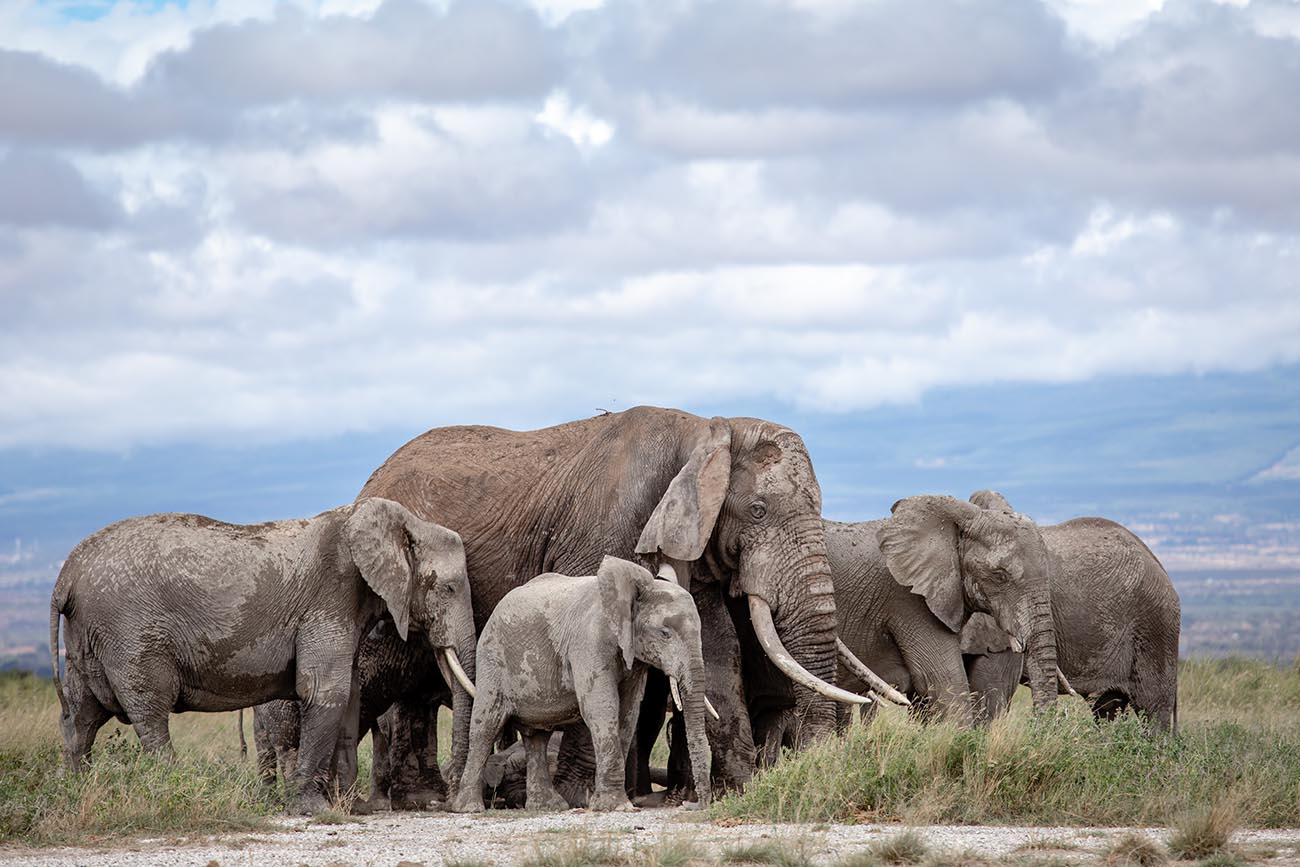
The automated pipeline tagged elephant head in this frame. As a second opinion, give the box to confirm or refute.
[878,494,1058,711]
[598,556,713,807]
[345,497,478,780]
[635,416,873,743]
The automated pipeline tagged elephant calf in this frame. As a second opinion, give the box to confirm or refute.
[452,556,714,813]
[49,497,478,814]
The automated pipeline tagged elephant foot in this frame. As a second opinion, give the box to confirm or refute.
[589,790,637,812]
[678,799,705,812]
[363,793,392,813]
[391,787,444,811]
[450,790,485,814]
[526,788,570,813]
[632,791,668,808]
[291,788,332,816]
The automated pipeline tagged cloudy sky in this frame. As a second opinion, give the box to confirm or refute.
[2,0,1299,582]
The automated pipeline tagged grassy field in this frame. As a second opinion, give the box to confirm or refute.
[1,658,1298,849]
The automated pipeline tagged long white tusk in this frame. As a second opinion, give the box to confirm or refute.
[1057,667,1081,698]
[703,695,720,721]
[836,639,911,707]
[668,676,684,711]
[657,562,679,584]
[748,597,872,705]
[1009,635,1025,653]
[443,647,477,701]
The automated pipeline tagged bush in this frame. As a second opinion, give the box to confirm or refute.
[1103,833,1168,867]
[1168,802,1237,859]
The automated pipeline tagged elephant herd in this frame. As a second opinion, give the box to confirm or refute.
[48,406,1181,815]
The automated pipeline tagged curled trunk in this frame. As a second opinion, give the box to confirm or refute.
[682,659,712,808]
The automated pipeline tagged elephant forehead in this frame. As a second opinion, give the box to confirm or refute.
[661,611,697,633]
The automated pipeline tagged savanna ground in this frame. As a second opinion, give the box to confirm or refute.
[1,658,1298,867]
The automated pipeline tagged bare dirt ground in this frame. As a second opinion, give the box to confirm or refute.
[4,809,1300,867]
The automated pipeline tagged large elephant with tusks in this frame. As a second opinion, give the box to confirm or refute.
[358,406,884,797]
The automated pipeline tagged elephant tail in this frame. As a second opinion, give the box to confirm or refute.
[238,708,248,758]
[49,591,67,716]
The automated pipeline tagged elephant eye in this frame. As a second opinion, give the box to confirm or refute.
[438,582,455,597]
[660,627,672,639]
[749,501,767,520]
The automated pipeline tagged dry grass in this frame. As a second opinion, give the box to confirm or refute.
[1167,802,1238,859]
[1103,833,1168,867]
[871,830,930,865]
[715,659,1300,827]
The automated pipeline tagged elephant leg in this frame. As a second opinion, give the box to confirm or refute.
[292,658,353,814]
[113,655,178,758]
[523,731,568,811]
[694,584,754,792]
[632,670,668,796]
[553,724,594,808]
[386,699,446,809]
[58,657,112,770]
[451,680,509,813]
[329,680,363,808]
[252,706,280,785]
[578,678,634,813]
[366,719,393,811]
[895,626,973,728]
[966,651,1023,726]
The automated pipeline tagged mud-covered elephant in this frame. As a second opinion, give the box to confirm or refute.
[826,493,1062,731]
[250,617,453,809]
[49,497,477,814]
[356,406,887,797]
[452,557,714,812]
[963,491,1181,731]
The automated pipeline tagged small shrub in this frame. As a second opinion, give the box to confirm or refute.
[636,837,707,867]
[721,839,811,867]
[921,848,994,867]
[1192,855,1246,867]
[871,831,930,865]
[1169,803,1237,859]
[523,838,623,867]
[1104,833,1168,867]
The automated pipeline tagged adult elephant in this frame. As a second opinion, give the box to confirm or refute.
[963,491,1180,731]
[826,493,1062,732]
[357,406,881,794]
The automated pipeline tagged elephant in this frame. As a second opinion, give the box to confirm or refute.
[451,556,714,813]
[48,497,478,814]
[963,491,1181,731]
[355,406,889,796]
[250,618,453,809]
[826,493,1062,734]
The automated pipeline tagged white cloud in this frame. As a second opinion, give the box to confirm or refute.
[1,0,1299,450]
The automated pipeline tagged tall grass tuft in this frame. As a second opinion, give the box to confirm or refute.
[1103,833,1167,867]
[715,659,1300,827]
[1167,802,1237,860]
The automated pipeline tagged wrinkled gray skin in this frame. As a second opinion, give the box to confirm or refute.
[359,407,853,796]
[964,491,1181,731]
[483,731,562,807]
[251,619,452,809]
[451,557,712,813]
[826,518,974,728]
[48,497,476,814]
[825,494,1060,737]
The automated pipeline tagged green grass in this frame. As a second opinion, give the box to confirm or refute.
[714,658,1300,827]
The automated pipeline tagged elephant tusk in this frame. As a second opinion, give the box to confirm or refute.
[836,639,911,707]
[703,695,721,721]
[442,647,477,701]
[668,676,684,711]
[1057,667,1081,698]
[749,597,872,705]
[657,562,679,584]
[1009,635,1025,653]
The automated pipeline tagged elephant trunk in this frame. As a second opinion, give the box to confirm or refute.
[681,657,712,809]
[439,614,477,794]
[742,515,848,743]
[1022,594,1058,712]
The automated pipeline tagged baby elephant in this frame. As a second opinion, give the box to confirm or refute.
[452,556,713,813]
[49,497,478,814]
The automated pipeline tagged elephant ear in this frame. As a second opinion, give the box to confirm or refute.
[960,612,1014,655]
[878,495,981,633]
[635,417,732,563]
[970,490,1014,512]
[597,555,650,670]
[345,498,416,642]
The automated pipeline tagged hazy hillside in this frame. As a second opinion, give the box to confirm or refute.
[6,569,1298,674]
